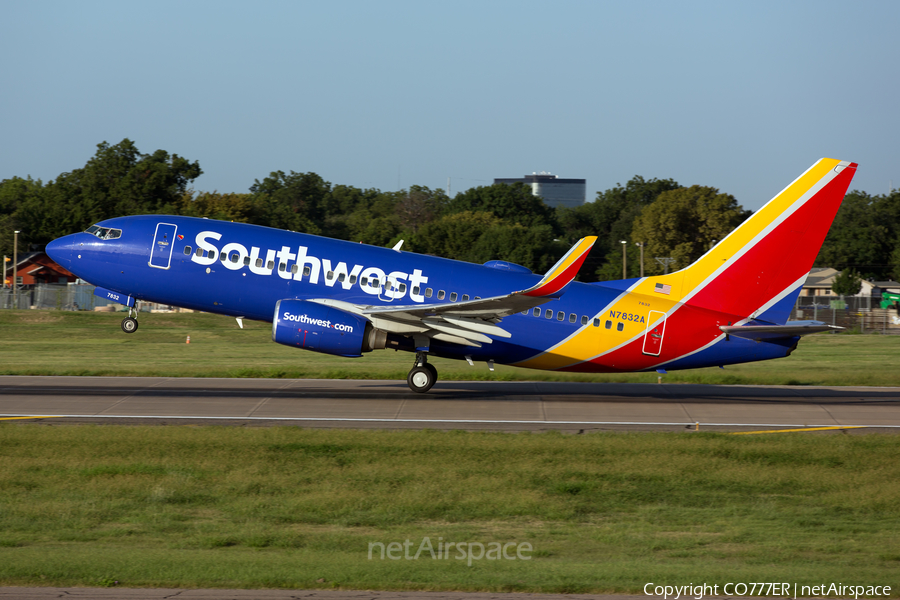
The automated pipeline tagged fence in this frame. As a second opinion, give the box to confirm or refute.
[794,295,900,333]
[0,283,115,311]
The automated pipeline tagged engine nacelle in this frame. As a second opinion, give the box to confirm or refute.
[272,299,386,357]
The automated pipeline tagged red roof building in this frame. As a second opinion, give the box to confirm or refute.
[6,252,77,287]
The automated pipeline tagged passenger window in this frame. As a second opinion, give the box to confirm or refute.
[438,290,445,300]
[462,294,469,301]
[350,275,357,284]
[545,309,552,319]
[266,260,274,270]
[605,320,612,329]
[533,308,540,317]
[219,252,226,261]
[338,273,346,282]
[326,271,334,280]
[557,311,564,321]
[581,315,588,325]
[412,286,420,296]
[361,277,368,287]
[291,264,298,274]
[617,322,624,332]
[279,262,286,272]
[256,258,263,268]
[569,313,576,323]
[231,254,239,263]
[303,266,311,277]
[183,246,192,255]
[208,250,215,259]
[521,310,528,315]
[450,292,458,302]
[243,256,251,266]
[425,288,433,298]
[195,248,203,257]
[399,283,406,293]
[593,318,600,327]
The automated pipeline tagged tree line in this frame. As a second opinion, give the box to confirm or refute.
[1,139,897,283]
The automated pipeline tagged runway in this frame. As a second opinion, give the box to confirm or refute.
[1,375,900,432]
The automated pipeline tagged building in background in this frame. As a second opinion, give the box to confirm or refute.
[8,252,77,288]
[494,172,586,209]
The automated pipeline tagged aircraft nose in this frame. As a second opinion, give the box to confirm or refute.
[46,235,75,271]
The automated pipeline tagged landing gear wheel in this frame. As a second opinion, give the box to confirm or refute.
[408,365,436,393]
[424,363,437,381]
[121,317,139,333]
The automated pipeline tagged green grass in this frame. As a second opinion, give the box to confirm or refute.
[0,425,898,592]
[0,310,898,385]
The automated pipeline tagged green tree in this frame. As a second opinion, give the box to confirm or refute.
[176,191,255,223]
[446,183,557,230]
[558,176,681,282]
[630,185,750,276]
[408,211,504,260]
[891,244,900,282]
[832,268,862,296]
[0,176,45,257]
[815,190,900,279]
[5,140,202,253]
[470,223,566,274]
[249,171,330,234]
[395,185,448,234]
[56,139,201,222]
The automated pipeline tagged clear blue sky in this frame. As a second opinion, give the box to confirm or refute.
[3,0,898,210]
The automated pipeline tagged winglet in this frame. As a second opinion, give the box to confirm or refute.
[522,236,597,297]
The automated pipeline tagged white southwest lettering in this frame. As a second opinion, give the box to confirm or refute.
[282,312,354,333]
[191,231,429,303]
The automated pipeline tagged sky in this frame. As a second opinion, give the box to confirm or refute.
[2,0,899,211]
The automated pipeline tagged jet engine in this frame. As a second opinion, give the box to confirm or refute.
[272,299,386,357]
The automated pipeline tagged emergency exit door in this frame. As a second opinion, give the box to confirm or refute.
[149,223,177,269]
[642,310,666,356]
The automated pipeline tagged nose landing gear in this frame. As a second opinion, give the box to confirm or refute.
[407,352,437,393]
[121,305,139,334]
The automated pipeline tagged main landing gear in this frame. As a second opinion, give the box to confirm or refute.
[407,352,437,393]
[121,306,139,334]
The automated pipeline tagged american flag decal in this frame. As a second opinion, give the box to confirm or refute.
[655,282,671,295]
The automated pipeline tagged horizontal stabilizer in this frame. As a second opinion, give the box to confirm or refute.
[720,321,842,341]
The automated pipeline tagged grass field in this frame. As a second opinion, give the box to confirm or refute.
[0,425,898,592]
[1,310,899,385]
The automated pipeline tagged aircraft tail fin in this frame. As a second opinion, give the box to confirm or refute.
[640,158,857,324]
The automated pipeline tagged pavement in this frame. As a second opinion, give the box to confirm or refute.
[1,376,899,432]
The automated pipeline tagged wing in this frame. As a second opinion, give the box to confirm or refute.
[309,236,597,348]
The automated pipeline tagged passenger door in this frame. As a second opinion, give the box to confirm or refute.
[149,223,178,269]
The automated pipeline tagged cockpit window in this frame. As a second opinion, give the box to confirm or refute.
[84,224,122,240]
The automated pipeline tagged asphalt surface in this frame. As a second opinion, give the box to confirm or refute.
[1,376,899,432]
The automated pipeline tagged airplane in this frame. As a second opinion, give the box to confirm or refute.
[46,158,857,393]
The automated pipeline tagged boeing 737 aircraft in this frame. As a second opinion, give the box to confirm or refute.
[46,158,857,392]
